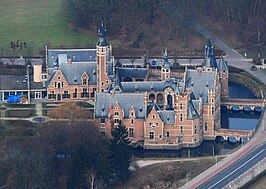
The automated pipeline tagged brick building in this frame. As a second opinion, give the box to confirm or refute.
[46,22,228,149]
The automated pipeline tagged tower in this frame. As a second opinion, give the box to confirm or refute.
[217,56,228,97]
[97,21,111,93]
[161,49,171,81]
[203,37,217,70]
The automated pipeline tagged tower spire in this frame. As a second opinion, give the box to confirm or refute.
[97,21,108,46]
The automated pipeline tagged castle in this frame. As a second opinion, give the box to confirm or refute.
[45,22,228,149]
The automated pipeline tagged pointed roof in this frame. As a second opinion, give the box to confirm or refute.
[217,56,228,71]
[204,37,217,69]
[162,49,171,69]
[97,21,109,47]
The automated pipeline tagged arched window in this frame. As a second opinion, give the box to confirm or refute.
[149,93,156,102]
[167,95,173,110]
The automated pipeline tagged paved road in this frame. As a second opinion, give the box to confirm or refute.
[197,142,266,189]
[194,22,266,84]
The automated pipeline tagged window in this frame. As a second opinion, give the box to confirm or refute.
[114,112,119,116]
[100,119,105,124]
[180,114,183,122]
[58,76,61,80]
[57,82,61,89]
[131,119,134,125]
[129,128,134,137]
[35,92,42,99]
[149,132,155,140]
[152,114,155,119]
[83,79,87,85]
[166,131,170,137]
[114,119,120,124]
[131,112,134,117]
[159,135,162,139]
[211,98,214,103]
[61,82,64,88]
[205,123,208,131]
[42,74,47,80]
[180,103,183,110]
[101,82,104,86]
[149,123,158,127]
[194,125,197,134]
[180,126,183,134]
[211,107,214,115]
[83,88,87,93]
[54,82,57,88]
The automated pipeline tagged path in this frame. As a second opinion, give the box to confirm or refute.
[194,22,266,84]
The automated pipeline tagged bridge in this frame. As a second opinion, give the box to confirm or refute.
[221,97,265,110]
[214,128,254,142]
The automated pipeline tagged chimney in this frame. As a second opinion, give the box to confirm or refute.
[33,64,42,82]
[68,59,72,64]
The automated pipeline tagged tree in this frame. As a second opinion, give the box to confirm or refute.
[47,101,88,123]
[110,121,133,181]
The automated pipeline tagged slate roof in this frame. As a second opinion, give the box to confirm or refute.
[217,56,228,71]
[187,101,199,119]
[47,48,112,68]
[117,67,148,78]
[59,63,97,85]
[157,110,175,124]
[97,21,109,46]
[95,93,146,119]
[120,80,177,93]
[0,75,45,91]
[185,69,216,103]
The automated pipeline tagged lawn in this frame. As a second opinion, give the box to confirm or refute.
[0,0,97,56]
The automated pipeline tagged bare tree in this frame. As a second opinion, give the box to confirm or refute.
[85,169,97,189]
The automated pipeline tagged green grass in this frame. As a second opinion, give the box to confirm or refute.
[0,0,97,56]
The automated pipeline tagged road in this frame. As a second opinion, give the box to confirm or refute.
[197,142,266,189]
[194,22,266,84]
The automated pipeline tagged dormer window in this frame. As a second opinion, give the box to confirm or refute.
[74,77,77,83]
[83,79,87,85]
[139,106,143,112]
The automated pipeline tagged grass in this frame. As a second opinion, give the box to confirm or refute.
[0,0,97,56]
[116,157,224,189]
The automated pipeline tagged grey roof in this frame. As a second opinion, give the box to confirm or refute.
[185,69,216,103]
[59,63,97,85]
[47,48,112,68]
[47,49,97,68]
[0,75,45,91]
[217,57,228,71]
[117,67,148,78]
[187,101,199,119]
[120,80,177,93]
[157,110,175,124]
[95,93,146,119]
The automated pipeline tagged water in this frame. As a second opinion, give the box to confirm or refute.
[221,82,261,130]
[228,81,257,99]
[133,82,262,158]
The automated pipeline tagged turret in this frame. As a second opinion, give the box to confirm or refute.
[161,49,171,81]
[217,56,228,97]
[96,21,111,93]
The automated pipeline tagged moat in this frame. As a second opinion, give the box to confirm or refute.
[134,81,262,158]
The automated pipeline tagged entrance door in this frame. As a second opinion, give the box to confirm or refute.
[57,94,62,101]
